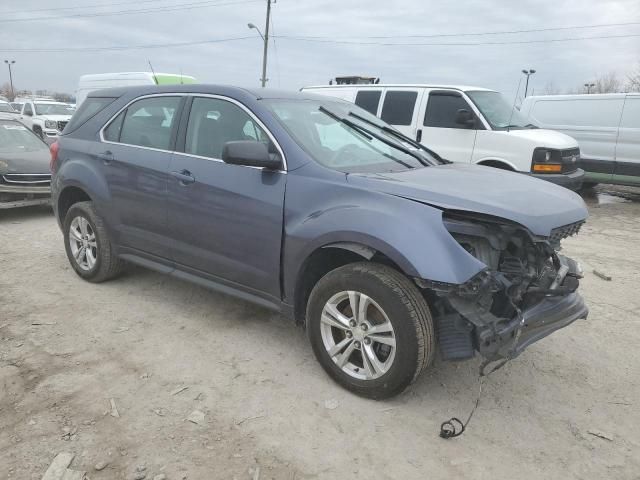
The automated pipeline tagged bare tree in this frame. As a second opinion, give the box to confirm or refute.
[1,82,16,101]
[542,81,562,95]
[627,61,640,92]
[593,72,622,93]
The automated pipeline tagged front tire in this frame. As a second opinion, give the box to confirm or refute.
[63,201,123,282]
[306,262,435,399]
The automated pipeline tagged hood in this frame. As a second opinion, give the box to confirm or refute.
[499,128,577,149]
[348,163,587,237]
[0,148,51,174]
[40,114,72,121]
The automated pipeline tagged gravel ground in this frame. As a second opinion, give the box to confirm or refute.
[1,186,639,480]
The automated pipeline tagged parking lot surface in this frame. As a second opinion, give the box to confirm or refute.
[1,186,639,479]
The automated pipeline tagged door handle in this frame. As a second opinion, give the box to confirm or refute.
[170,169,195,185]
[416,129,423,143]
[97,151,114,165]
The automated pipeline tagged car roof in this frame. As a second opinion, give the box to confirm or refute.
[303,84,496,93]
[88,84,337,102]
[522,93,630,102]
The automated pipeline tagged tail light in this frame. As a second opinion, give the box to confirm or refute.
[50,141,59,172]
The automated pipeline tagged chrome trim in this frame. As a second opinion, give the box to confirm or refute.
[98,92,288,172]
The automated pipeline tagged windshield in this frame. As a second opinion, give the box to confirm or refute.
[466,91,531,130]
[0,121,47,153]
[34,103,74,116]
[0,103,15,113]
[264,98,439,173]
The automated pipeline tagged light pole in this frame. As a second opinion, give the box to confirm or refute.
[248,0,272,88]
[584,83,595,94]
[4,60,15,100]
[522,69,536,97]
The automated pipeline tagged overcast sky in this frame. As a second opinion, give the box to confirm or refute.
[1,0,638,101]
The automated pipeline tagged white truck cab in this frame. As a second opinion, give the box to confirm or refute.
[302,84,584,190]
[17,98,74,144]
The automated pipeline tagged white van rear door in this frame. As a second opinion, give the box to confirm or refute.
[418,90,476,163]
[378,88,423,140]
[615,95,640,182]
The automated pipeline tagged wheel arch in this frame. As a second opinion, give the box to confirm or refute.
[57,185,93,224]
[291,241,409,325]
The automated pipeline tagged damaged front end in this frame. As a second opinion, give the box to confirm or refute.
[417,212,588,368]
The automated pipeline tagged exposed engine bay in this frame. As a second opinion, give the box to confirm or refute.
[417,211,588,367]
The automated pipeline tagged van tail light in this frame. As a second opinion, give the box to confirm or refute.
[50,141,60,172]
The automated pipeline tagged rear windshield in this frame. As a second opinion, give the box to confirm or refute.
[64,97,116,133]
[0,121,47,154]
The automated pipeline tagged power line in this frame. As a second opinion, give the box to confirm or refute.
[1,32,638,53]
[277,21,640,39]
[0,0,168,15]
[275,32,640,46]
[0,0,261,23]
[0,36,255,52]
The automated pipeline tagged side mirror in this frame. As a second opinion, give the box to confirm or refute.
[455,109,475,128]
[222,140,282,170]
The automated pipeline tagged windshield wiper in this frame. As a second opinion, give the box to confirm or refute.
[318,106,429,167]
[347,111,448,164]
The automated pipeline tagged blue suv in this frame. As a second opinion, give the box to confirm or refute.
[51,85,588,398]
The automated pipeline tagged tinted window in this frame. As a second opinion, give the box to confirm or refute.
[66,97,115,132]
[185,97,269,159]
[117,97,181,150]
[530,98,624,128]
[104,111,125,142]
[355,90,381,115]
[23,103,33,116]
[424,93,472,128]
[380,91,417,126]
[620,98,640,129]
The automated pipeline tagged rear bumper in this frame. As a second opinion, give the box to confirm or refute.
[529,168,585,191]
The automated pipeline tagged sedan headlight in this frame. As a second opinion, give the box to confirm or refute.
[45,120,58,129]
[531,148,562,173]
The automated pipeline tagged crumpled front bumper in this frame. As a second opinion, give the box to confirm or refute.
[478,290,588,361]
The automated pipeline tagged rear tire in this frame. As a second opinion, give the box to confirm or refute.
[306,262,435,399]
[63,201,123,282]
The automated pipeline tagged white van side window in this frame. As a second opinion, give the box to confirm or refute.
[380,91,417,126]
[620,98,640,128]
[354,90,381,115]
[531,99,624,128]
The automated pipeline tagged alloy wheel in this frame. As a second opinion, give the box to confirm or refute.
[320,290,397,380]
[68,216,98,271]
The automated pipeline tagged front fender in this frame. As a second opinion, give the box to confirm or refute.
[282,173,486,303]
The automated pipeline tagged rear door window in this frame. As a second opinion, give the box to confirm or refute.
[380,91,418,126]
[355,90,382,115]
[424,92,472,128]
[116,97,181,150]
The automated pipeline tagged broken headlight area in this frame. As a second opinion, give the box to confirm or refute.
[417,212,587,365]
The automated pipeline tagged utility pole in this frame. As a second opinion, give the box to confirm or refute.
[522,69,536,97]
[4,60,15,100]
[248,0,272,88]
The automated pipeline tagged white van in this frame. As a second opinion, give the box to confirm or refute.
[520,93,640,187]
[301,84,584,190]
[76,72,196,106]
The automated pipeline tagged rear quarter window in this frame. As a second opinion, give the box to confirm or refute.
[65,97,116,133]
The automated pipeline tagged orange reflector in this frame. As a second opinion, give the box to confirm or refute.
[533,164,562,173]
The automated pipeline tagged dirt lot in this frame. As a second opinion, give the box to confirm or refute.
[1,186,639,480]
